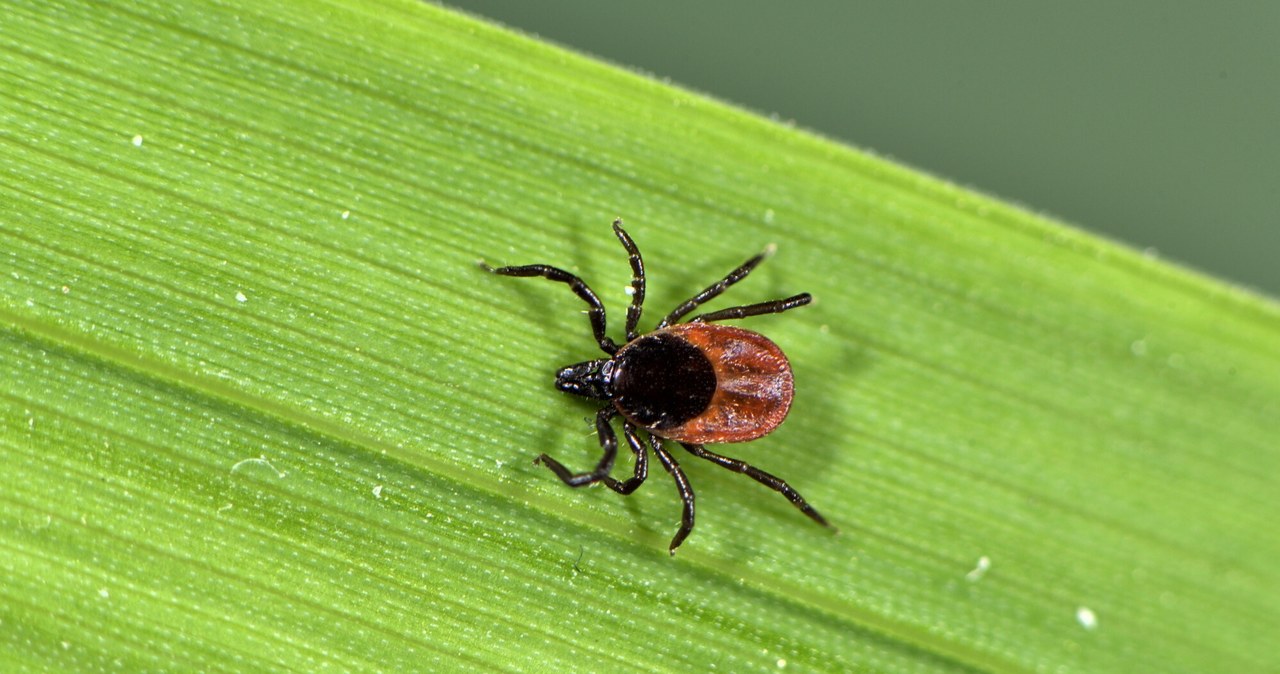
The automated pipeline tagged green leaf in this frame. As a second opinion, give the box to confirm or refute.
[3,1,1277,672]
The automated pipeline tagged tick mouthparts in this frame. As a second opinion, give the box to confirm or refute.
[554,359,611,400]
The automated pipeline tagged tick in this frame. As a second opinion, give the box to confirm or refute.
[481,219,831,553]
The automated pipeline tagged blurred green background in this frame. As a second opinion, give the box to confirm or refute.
[446,1,1279,297]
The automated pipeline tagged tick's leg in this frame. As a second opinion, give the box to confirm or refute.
[604,421,649,495]
[688,293,811,324]
[681,443,831,529]
[657,248,771,328]
[480,261,617,354]
[611,220,647,342]
[534,407,619,486]
[652,436,696,555]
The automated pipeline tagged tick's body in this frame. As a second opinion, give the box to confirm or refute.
[482,220,830,553]
[606,323,794,444]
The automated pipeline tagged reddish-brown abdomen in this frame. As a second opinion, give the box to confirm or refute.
[613,322,795,444]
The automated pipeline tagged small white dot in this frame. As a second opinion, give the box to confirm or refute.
[131,135,144,147]
[1076,606,1098,630]
[776,658,787,669]
[235,291,247,303]
[372,485,384,498]
[341,210,351,220]
[98,588,110,599]
[965,555,991,582]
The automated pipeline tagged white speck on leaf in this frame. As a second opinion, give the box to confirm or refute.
[965,555,991,582]
[230,456,286,479]
[1076,606,1098,630]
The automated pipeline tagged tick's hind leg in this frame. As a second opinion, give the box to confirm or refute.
[603,422,648,495]
[658,248,771,328]
[534,407,619,486]
[688,293,811,324]
[651,436,696,554]
[480,261,618,355]
[681,442,831,529]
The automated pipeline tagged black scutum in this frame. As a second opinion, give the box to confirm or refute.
[611,333,716,430]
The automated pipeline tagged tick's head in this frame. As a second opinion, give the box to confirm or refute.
[555,358,613,400]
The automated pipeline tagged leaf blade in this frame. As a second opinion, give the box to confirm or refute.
[2,1,1278,672]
